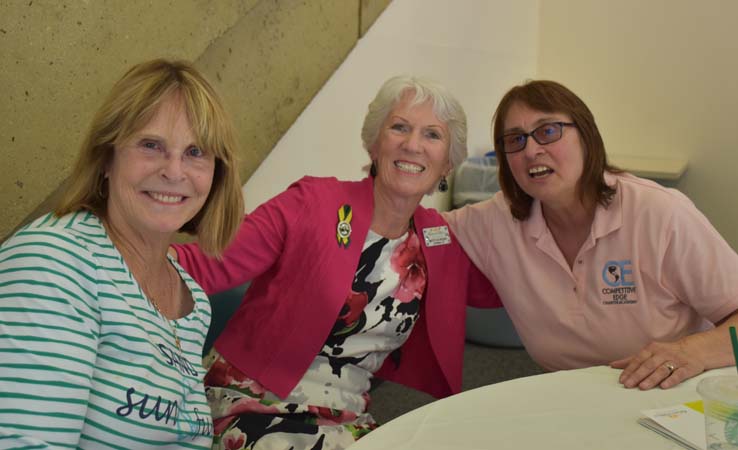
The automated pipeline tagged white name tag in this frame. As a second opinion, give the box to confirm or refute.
[422,226,451,247]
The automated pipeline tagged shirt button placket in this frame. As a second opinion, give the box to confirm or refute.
[572,258,585,299]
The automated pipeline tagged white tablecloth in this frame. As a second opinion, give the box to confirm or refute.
[352,366,734,450]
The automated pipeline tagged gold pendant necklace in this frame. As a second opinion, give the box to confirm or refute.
[146,263,183,352]
[102,219,182,351]
[148,295,182,351]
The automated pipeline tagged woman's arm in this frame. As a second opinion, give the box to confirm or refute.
[445,203,504,309]
[466,259,503,309]
[174,178,312,295]
[612,310,738,389]
[611,193,738,389]
[0,229,100,447]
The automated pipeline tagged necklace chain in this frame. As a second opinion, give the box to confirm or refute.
[143,261,182,352]
[148,295,182,351]
[150,264,182,351]
[102,219,182,351]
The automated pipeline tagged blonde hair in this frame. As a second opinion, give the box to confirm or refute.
[55,59,243,255]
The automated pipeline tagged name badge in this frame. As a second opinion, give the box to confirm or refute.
[422,226,451,247]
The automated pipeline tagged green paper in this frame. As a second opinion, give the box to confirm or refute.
[728,327,738,369]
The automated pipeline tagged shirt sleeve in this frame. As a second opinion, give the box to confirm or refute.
[444,199,505,309]
[443,199,498,284]
[0,228,100,448]
[466,261,503,308]
[659,193,738,323]
[175,177,314,295]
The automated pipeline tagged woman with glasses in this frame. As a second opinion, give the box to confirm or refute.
[445,80,738,390]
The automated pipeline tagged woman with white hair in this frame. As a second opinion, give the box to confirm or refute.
[174,75,501,449]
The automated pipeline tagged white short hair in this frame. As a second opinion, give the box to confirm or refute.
[361,75,468,170]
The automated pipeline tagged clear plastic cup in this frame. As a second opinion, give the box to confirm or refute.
[697,375,738,449]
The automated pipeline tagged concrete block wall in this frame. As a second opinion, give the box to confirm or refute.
[0,0,391,240]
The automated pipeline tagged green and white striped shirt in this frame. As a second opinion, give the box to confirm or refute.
[0,211,213,449]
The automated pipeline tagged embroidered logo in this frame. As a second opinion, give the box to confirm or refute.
[600,260,637,304]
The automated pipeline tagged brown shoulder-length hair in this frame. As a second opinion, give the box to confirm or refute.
[55,59,243,256]
[492,80,620,220]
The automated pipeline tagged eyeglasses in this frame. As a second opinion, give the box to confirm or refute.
[497,122,577,154]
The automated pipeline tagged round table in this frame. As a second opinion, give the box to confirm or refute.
[353,366,734,449]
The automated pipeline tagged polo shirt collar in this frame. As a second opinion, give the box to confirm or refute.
[523,172,623,241]
[525,199,548,239]
[592,172,623,240]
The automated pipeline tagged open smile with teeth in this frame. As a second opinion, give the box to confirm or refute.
[147,191,185,204]
[395,161,425,174]
[528,165,554,178]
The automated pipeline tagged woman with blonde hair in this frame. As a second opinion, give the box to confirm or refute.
[0,59,243,448]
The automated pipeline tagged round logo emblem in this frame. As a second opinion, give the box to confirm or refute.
[337,221,351,239]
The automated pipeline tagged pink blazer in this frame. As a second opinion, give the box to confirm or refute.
[176,176,501,399]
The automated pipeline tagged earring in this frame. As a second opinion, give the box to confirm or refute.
[370,162,377,177]
[438,176,449,192]
[97,176,108,199]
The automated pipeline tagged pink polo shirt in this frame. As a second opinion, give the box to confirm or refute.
[445,172,738,371]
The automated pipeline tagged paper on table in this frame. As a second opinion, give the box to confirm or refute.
[638,400,705,450]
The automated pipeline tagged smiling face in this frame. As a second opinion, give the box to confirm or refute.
[369,92,451,203]
[503,101,584,209]
[105,94,215,243]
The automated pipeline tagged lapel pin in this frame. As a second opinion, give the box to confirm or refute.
[337,204,353,248]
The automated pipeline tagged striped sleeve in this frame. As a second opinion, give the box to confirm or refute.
[0,224,101,448]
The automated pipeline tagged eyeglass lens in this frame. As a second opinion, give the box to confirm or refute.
[502,123,564,153]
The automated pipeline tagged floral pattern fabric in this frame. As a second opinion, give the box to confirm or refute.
[205,228,427,450]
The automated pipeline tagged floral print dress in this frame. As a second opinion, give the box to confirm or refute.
[205,227,427,450]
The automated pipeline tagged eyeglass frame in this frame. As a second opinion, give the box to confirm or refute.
[496,121,577,154]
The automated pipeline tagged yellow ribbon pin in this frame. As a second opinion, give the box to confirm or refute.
[336,204,352,248]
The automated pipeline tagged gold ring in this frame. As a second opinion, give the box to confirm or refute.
[664,363,676,374]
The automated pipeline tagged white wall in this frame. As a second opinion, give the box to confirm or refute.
[243,0,538,212]
[246,0,738,251]
[538,0,738,250]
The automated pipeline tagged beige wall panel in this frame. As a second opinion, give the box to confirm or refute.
[0,0,260,238]
[538,0,738,250]
[360,0,392,36]
[194,0,358,183]
[0,0,361,240]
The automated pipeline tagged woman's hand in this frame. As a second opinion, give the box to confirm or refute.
[612,312,738,390]
[610,340,706,390]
